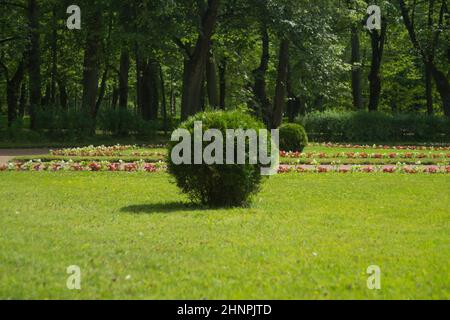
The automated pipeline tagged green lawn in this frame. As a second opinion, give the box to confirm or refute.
[1,172,448,299]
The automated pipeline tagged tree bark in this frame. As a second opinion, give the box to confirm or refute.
[252,25,271,121]
[94,67,108,117]
[367,21,387,112]
[59,79,68,111]
[206,49,220,108]
[180,0,220,120]
[218,57,226,109]
[425,63,434,115]
[351,24,363,109]
[19,81,27,118]
[119,47,129,109]
[159,64,168,134]
[272,38,290,129]
[141,58,159,121]
[286,62,301,122]
[430,63,450,117]
[81,8,102,118]
[50,4,57,106]
[6,61,25,126]
[27,0,41,129]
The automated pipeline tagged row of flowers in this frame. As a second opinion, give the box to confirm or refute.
[277,164,450,174]
[50,144,166,157]
[1,160,449,175]
[280,150,450,159]
[0,160,166,172]
[310,142,450,151]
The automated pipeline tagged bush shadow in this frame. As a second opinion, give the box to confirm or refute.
[120,201,209,214]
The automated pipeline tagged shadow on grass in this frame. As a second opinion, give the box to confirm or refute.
[120,201,209,214]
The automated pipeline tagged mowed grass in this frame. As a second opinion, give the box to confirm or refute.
[0,172,449,299]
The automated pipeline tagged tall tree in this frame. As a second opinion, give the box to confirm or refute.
[179,0,221,120]
[27,0,41,129]
[272,38,290,128]
[397,0,449,117]
[81,7,103,118]
[367,18,387,112]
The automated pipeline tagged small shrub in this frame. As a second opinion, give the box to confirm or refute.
[167,110,267,207]
[279,123,308,152]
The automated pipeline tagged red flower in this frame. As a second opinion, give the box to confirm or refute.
[388,153,397,158]
[426,166,438,174]
[124,163,137,172]
[108,163,120,171]
[71,164,84,171]
[144,164,157,172]
[88,162,101,171]
[383,167,395,173]
[277,166,291,174]
[317,166,328,173]
[362,166,374,173]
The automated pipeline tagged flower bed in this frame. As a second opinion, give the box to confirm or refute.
[0,160,166,173]
[280,150,450,160]
[1,160,449,175]
[50,144,166,157]
[277,164,450,174]
[309,142,450,151]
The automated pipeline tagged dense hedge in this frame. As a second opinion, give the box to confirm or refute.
[301,111,450,142]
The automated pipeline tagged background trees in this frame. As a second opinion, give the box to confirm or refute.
[0,0,449,134]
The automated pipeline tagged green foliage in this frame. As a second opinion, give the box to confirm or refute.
[97,109,159,138]
[302,111,450,142]
[279,123,308,152]
[167,110,266,207]
[35,108,94,140]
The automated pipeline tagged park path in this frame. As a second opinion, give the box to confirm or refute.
[0,149,49,165]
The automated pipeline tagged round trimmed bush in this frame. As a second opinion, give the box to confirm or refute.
[167,110,267,207]
[279,123,308,152]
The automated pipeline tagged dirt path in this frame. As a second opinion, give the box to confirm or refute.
[0,149,49,165]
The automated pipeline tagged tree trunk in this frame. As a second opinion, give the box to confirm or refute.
[398,0,449,117]
[367,21,386,112]
[6,61,25,127]
[430,64,450,117]
[425,62,434,115]
[19,81,27,118]
[272,38,290,129]
[50,5,57,106]
[81,8,102,118]
[286,63,301,122]
[27,0,41,129]
[111,87,119,110]
[252,25,270,120]
[159,64,168,134]
[180,0,220,120]
[351,24,363,109]
[206,49,219,108]
[94,67,108,117]
[218,57,226,109]
[59,80,68,111]
[141,59,159,121]
[119,47,129,109]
